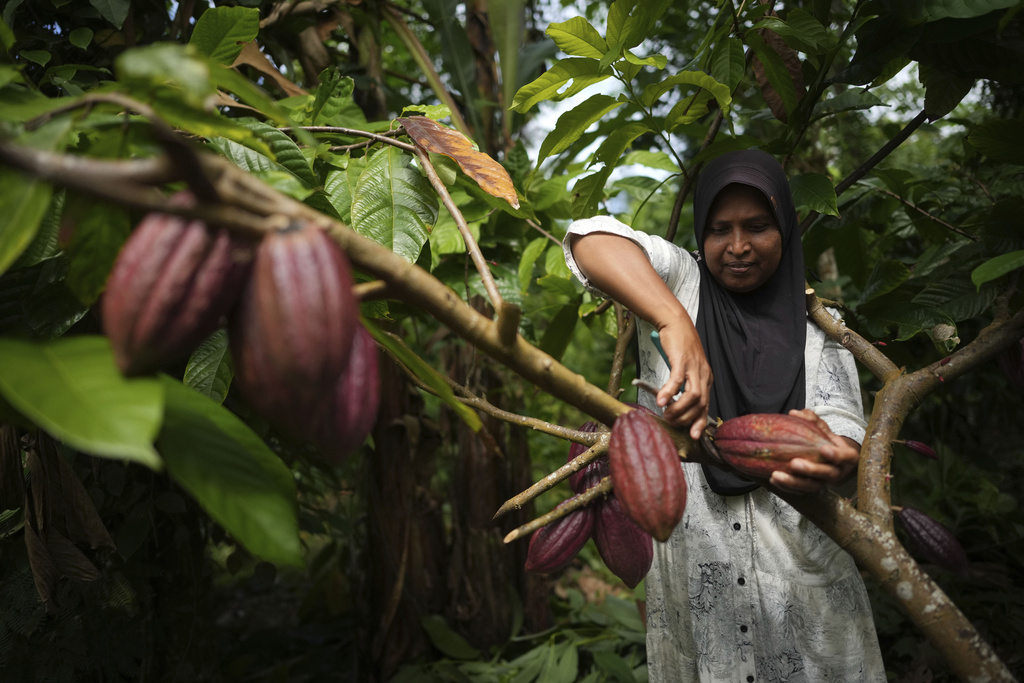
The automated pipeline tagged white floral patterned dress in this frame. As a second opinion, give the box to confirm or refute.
[564,216,886,683]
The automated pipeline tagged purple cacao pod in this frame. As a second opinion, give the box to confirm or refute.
[525,501,595,575]
[594,494,653,589]
[314,324,380,463]
[713,413,833,480]
[897,506,969,577]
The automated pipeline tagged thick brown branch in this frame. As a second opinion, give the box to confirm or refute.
[806,289,900,382]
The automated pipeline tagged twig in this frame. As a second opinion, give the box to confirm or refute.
[805,289,900,383]
[503,477,612,543]
[666,107,724,243]
[871,186,976,241]
[525,218,561,246]
[492,434,610,520]
[607,305,636,396]
[287,126,415,152]
[353,280,391,301]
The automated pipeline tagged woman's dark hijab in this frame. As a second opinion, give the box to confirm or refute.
[693,149,806,495]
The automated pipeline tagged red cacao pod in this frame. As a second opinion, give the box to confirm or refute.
[593,494,653,589]
[607,409,687,542]
[897,507,969,577]
[102,197,252,376]
[997,336,1024,389]
[713,413,832,480]
[230,220,358,436]
[525,501,595,575]
[567,421,605,493]
[314,324,380,463]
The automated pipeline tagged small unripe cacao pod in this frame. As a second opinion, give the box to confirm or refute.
[896,506,969,577]
[713,413,833,480]
[593,494,653,589]
[607,409,686,542]
[525,501,595,575]
[567,421,605,493]
[314,324,380,463]
[102,196,252,376]
[230,220,358,436]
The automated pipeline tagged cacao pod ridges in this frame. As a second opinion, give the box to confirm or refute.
[593,493,653,589]
[314,324,381,463]
[102,194,253,376]
[607,409,687,543]
[897,506,970,577]
[525,501,595,575]
[712,412,833,480]
[230,220,359,437]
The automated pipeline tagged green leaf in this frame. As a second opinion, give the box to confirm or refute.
[665,90,714,130]
[489,0,527,136]
[811,88,886,121]
[641,71,731,111]
[571,169,612,220]
[65,202,130,306]
[351,146,438,263]
[363,320,481,431]
[967,119,1024,165]
[879,0,1020,24]
[621,150,680,173]
[189,6,259,65]
[157,377,301,567]
[183,330,233,405]
[420,615,481,660]
[19,50,49,66]
[324,155,366,224]
[710,37,746,90]
[307,70,355,125]
[790,173,839,217]
[0,337,163,469]
[116,43,212,109]
[89,0,129,29]
[746,31,797,117]
[546,16,608,58]
[519,237,548,291]
[69,27,93,50]
[422,0,482,136]
[861,259,912,303]
[208,64,293,128]
[919,63,974,121]
[971,250,1024,290]
[0,168,51,277]
[510,58,611,113]
[607,0,673,51]
[689,135,761,166]
[591,650,636,683]
[537,94,624,165]
[539,303,579,361]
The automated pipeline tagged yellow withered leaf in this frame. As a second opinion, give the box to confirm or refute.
[399,116,520,209]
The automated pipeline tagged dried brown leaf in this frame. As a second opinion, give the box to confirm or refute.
[399,116,520,209]
[232,41,309,98]
[25,511,56,605]
[47,529,102,582]
[0,425,25,510]
[752,29,806,123]
[58,453,115,550]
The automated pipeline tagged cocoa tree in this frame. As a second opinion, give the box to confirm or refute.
[0,1,1022,681]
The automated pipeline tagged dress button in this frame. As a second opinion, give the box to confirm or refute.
[737,577,746,586]
[740,625,748,632]
[747,676,754,682]
[733,522,741,530]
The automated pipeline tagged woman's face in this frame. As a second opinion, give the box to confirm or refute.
[702,183,783,293]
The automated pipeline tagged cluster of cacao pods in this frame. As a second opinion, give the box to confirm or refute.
[712,412,832,480]
[102,194,379,462]
[525,407,689,589]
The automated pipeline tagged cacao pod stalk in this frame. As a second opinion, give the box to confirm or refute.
[607,409,687,543]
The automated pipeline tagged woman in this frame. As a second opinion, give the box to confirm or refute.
[563,150,885,682]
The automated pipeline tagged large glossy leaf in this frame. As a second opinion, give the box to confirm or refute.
[157,377,301,567]
[641,71,731,111]
[0,168,51,277]
[971,250,1024,290]
[65,201,130,306]
[0,337,163,469]
[710,37,746,90]
[518,237,548,291]
[546,16,608,58]
[861,259,912,303]
[967,119,1024,165]
[422,0,483,136]
[919,63,974,121]
[606,0,672,52]
[183,330,233,405]
[747,31,798,118]
[537,94,625,164]
[89,0,129,29]
[306,69,355,126]
[665,90,715,130]
[351,146,438,263]
[880,0,1019,24]
[188,6,259,65]
[116,43,213,109]
[790,174,839,218]
[539,303,579,362]
[490,0,527,125]
[324,155,367,225]
[511,58,611,113]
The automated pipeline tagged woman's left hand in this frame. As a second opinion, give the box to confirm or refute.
[769,409,860,494]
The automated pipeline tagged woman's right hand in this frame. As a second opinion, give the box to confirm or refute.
[654,316,712,441]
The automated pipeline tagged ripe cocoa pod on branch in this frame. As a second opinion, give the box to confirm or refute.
[102,196,252,376]
[230,220,358,436]
[593,493,653,589]
[712,413,832,480]
[314,324,380,463]
[897,506,969,577]
[525,501,595,575]
[608,409,687,542]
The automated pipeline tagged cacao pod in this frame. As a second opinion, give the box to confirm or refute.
[567,421,605,493]
[607,409,687,542]
[593,494,653,589]
[713,413,832,480]
[997,336,1024,389]
[102,197,252,376]
[230,220,358,436]
[897,506,969,577]
[525,501,595,575]
[314,324,380,463]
